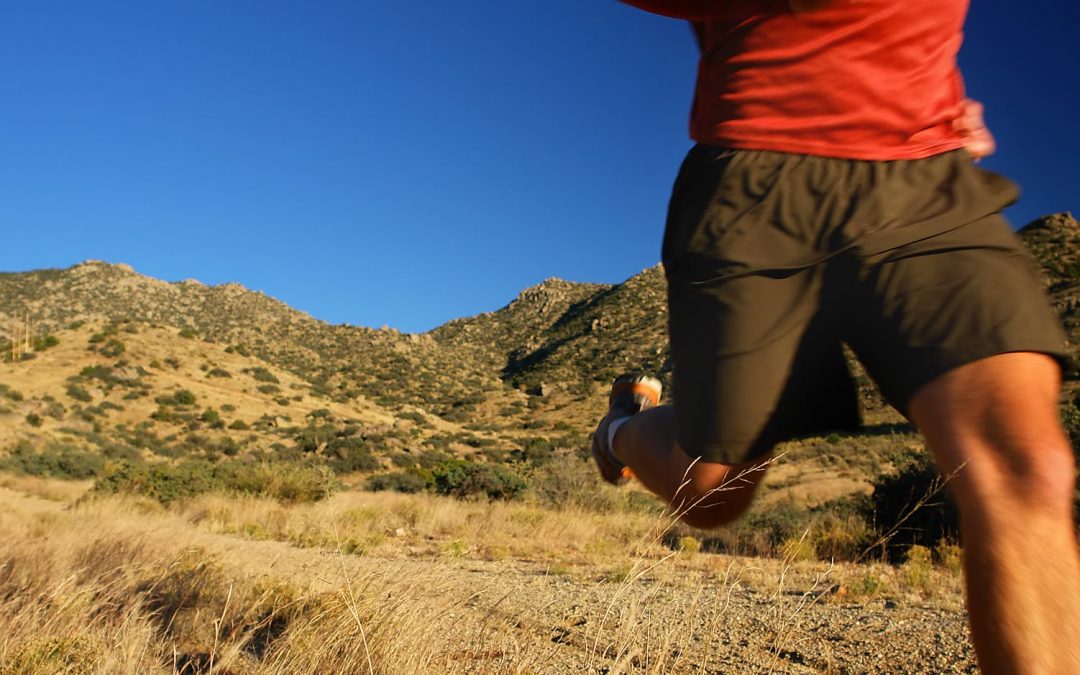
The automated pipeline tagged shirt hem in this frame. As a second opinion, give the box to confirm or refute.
[691,133,968,161]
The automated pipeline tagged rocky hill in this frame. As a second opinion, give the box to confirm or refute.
[0,213,1075,485]
[1018,212,1080,377]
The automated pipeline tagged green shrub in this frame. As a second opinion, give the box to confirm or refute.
[742,500,812,551]
[92,460,333,504]
[25,413,43,427]
[366,470,430,494]
[516,437,556,466]
[44,400,66,420]
[902,545,934,589]
[248,367,279,384]
[217,436,239,455]
[66,384,93,402]
[807,508,872,561]
[33,335,59,351]
[99,339,125,358]
[207,368,231,378]
[175,390,196,405]
[417,449,453,469]
[178,327,198,339]
[0,443,105,479]
[676,535,702,555]
[431,459,526,500]
[92,461,213,503]
[80,365,114,381]
[865,453,959,562]
[781,534,817,562]
[99,441,142,462]
[324,437,379,474]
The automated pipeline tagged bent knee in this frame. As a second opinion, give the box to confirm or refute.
[671,461,767,530]
[951,438,1076,515]
[1008,441,1076,511]
[679,501,747,530]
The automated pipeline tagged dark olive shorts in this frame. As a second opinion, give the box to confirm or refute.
[662,145,1068,464]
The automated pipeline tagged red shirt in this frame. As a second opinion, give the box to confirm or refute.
[622,0,969,160]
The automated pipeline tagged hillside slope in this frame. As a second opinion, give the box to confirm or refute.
[0,212,1075,473]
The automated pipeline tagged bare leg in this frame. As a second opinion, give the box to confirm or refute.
[909,352,1080,675]
[609,406,770,529]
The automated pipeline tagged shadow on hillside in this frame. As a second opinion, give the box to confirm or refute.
[851,422,916,437]
[501,288,619,381]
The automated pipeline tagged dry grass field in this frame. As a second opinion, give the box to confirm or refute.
[0,476,974,674]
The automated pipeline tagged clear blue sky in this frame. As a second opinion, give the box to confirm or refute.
[2,1,1077,333]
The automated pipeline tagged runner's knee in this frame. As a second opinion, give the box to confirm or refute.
[939,434,1075,518]
[672,460,767,530]
[910,353,1074,514]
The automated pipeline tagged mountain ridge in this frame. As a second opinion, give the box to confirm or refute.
[2,212,1077,419]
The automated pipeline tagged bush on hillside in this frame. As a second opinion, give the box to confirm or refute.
[156,390,197,407]
[66,384,93,402]
[366,469,431,494]
[431,459,527,501]
[324,437,379,474]
[515,437,556,466]
[0,443,105,480]
[92,460,333,505]
[863,453,960,562]
[99,339,125,358]
[33,334,59,351]
[247,367,279,384]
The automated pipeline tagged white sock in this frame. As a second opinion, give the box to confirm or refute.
[606,416,632,464]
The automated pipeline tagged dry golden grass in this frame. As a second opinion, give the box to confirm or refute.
[0,478,970,673]
[178,489,671,571]
[0,474,91,503]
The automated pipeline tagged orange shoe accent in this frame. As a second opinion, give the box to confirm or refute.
[620,466,636,481]
[609,382,661,407]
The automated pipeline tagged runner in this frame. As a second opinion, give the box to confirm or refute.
[593,2,1080,672]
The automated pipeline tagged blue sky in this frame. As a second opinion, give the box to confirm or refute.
[2,1,1077,333]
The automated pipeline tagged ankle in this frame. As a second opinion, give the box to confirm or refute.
[607,415,632,464]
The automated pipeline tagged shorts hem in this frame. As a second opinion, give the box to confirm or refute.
[890,344,1069,417]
